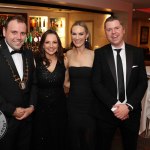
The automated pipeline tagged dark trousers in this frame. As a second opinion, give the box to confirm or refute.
[96,117,140,150]
[0,118,32,150]
[67,126,96,150]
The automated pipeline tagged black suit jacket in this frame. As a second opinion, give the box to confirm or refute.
[91,43,147,124]
[0,39,37,118]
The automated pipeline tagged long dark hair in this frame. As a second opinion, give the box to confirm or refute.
[39,29,64,67]
[70,21,92,49]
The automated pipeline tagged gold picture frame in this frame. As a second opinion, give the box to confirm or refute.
[140,26,149,44]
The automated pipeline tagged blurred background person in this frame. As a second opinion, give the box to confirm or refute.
[31,29,68,150]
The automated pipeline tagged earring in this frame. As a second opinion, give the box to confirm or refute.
[85,39,88,42]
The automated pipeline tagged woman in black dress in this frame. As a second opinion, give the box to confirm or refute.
[31,29,68,150]
[64,21,96,150]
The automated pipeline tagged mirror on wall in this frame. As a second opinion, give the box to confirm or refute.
[29,16,48,33]
[26,16,48,51]
[49,17,66,48]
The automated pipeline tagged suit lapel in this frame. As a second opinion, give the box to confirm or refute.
[125,44,133,86]
[0,40,20,77]
[106,44,133,87]
[22,48,26,76]
[106,46,117,85]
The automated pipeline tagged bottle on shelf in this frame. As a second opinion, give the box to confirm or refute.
[43,19,45,27]
[39,17,41,28]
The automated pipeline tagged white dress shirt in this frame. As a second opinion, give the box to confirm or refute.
[111,43,133,111]
[111,42,134,111]
[5,40,23,80]
[112,43,127,104]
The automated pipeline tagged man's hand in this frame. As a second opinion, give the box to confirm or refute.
[13,107,25,118]
[113,104,129,120]
[14,106,34,120]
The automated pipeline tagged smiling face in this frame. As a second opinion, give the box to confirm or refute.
[3,19,27,50]
[71,25,89,48]
[105,19,125,48]
[43,33,58,57]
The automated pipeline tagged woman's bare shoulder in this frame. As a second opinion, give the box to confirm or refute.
[88,49,94,55]
[66,49,73,57]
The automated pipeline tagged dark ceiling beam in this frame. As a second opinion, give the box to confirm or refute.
[0,1,113,15]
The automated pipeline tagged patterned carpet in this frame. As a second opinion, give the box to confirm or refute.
[111,129,150,150]
[137,132,150,150]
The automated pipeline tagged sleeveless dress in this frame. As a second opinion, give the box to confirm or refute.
[32,60,67,150]
[67,66,96,150]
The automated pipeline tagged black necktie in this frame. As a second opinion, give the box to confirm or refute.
[11,49,23,55]
[114,49,125,102]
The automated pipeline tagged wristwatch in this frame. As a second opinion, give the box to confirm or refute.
[29,105,34,109]
[126,104,133,111]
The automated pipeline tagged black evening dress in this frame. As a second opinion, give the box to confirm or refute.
[67,66,96,150]
[32,59,67,150]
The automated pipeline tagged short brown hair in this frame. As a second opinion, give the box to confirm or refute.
[104,15,124,29]
[4,15,27,29]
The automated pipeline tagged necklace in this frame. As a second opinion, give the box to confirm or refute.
[4,56,29,90]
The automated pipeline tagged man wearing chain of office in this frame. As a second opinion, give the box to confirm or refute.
[0,15,37,150]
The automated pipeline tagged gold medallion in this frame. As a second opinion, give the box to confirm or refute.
[4,56,29,90]
[19,81,26,90]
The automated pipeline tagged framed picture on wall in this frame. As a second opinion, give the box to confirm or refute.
[140,26,149,44]
[49,17,66,48]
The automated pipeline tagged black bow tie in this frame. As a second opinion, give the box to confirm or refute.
[10,50,23,55]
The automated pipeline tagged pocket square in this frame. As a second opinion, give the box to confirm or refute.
[132,65,138,68]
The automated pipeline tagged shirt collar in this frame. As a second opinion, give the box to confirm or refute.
[111,42,125,51]
[5,39,16,53]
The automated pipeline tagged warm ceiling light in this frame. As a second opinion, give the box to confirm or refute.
[136,8,150,13]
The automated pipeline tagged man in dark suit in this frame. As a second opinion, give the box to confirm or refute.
[0,15,37,150]
[92,16,147,150]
